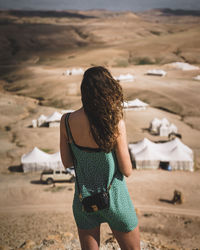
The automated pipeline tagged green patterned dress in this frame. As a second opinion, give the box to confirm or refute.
[65,113,138,232]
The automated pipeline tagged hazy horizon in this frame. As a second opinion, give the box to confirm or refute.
[0,0,200,12]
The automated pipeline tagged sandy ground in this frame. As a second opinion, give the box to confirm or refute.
[0,170,200,249]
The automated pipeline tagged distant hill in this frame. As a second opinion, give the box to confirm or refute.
[0,10,96,19]
[158,8,200,16]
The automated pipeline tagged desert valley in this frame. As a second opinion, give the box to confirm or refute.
[0,9,200,249]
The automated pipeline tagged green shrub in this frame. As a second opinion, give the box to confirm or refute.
[150,30,161,36]
[134,57,154,65]
[113,59,129,67]
[40,148,53,153]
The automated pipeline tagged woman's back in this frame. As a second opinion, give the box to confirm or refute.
[68,108,99,149]
[65,111,118,198]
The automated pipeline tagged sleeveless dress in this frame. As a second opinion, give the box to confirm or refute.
[65,113,138,232]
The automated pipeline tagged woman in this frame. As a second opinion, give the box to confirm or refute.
[60,66,140,250]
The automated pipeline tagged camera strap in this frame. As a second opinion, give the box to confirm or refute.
[65,112,117,202]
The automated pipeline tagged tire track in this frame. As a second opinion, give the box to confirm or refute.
[0,203,199,217]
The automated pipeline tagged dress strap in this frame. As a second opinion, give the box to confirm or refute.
[65,113,73,143]
[65,112,82,198]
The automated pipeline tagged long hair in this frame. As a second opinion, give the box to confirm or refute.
[81,66,123,153]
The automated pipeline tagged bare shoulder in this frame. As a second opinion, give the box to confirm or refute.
[69,108,88,126]
[60,113,68,138]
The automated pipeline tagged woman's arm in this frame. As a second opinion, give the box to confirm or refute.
[60,114,74,168]
[115,119,132,177]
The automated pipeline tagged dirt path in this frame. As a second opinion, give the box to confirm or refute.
[1,203,200,218]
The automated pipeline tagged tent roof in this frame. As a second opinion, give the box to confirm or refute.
[147,69,167,76]
[170,62,199,71]
[46,112,62,123]
[124,98,148,108]
[135,145,164,161]
[21,148,64,164]
[50,152,62,161]
[169,123,177,130]
[21,147,50,163]
[38,114,47,120]
[129,137,193,159]
[129,138,155,154]
[193,75,200,81]
[161,118,169,125]
[160,123,169,129]
[151,117,161,126]
[169,146,193,161]
[65,68,84,75]
[115,74,135,82]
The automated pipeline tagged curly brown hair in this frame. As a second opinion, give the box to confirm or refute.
[81,66,123,153]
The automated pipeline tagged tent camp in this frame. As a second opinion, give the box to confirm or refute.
[161,118,170,126]
[32,112,62,128]
[65,68,84,76]
[159,123,170,137]
[45,112,62,127]
[146,69,167,77]
[32,119,37,128]
[21,147,64,172]
[123,98,149,110]
[149,118,161,133]
[169,62,199,71]
[37,114,47,127]
[129,138,194,171]
[149,118,177,136]
[129,138,154,154]
[193,75,200,81]
[159,138,193,158]
[168,146,193,171]
[114,74,135,82]
[134,145,163,169]
[169,123,178,134]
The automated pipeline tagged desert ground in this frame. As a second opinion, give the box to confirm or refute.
[0,9,200,249]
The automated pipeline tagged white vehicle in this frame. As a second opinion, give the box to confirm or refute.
[40,168,75,184]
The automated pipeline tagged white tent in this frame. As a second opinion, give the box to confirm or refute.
[129,138,154,154]
[32,119,37,128]
[193,75,200,81]
[129,138,194,171]
[134,145,162,169]
[168,146,194,171]
[169,123,178,134]
[161,118,170,126]
[159,123,170,137]
[46,112,62,123]
[123,98,148,110]
[166,138,193,157]
[49,152,65,169]
[21,147,64,172]
[46,112,62,127]
[150,118,161,133]
[169,62,199,71]
[65,68,84,76]
[147,69,167,77]
[114,74,135,82]
[149,117,175,136]
[37,114,47,127]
